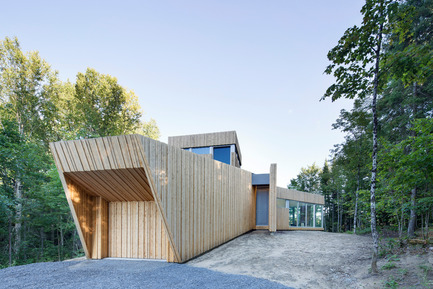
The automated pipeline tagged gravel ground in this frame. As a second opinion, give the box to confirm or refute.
[0,258,292,289]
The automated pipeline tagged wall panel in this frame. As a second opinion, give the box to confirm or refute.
[276,208,290,230]
[108,201,172,259]
[51,134,255,263]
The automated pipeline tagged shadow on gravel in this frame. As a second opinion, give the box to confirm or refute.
[0,259,292,289]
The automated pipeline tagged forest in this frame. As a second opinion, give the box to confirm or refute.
[289,0,433,272]
[0,37,160,268]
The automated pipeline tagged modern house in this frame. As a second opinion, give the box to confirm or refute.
[50,131,324,263]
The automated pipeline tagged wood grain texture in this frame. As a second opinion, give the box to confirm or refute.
[277,187,325,205]
[51,134,254,263]
[108,201,173,259]
[276,208,290,230]
[168,131,242,165]
[269,164,277,232]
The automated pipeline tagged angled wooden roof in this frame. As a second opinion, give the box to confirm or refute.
[51,136,154,202]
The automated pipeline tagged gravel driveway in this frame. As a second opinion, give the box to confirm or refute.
[0,258,291,289]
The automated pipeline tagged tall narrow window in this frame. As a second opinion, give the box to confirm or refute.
[299,202,306,227]
[307,204,314,227]
[315,205,323,227]
[289,201,298,227]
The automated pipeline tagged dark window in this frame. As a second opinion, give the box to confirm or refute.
[213,146,231,165]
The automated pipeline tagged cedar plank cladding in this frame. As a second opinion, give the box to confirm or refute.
[277,187,325,205]
[168,131,243,165]
[50,134,254,263]
[269,164,277,232]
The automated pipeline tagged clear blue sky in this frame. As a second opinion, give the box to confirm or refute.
[1,0,365,187]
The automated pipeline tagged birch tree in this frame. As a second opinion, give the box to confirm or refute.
[322,0,395,273]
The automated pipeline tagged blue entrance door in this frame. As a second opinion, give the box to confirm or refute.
[256,188,269,226]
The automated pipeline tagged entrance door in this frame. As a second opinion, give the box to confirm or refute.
[256,188,269,226]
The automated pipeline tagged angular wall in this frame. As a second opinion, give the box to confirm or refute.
[50,134,254,263]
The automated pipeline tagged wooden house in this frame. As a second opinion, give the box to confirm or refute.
[50,131,324,263]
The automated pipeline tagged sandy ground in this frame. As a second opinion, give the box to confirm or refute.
[188,230,433,289]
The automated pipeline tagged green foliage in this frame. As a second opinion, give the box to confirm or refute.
[74,68,140,138]
[384,276,399,288]
[382,262,397,270]
[323,0,396,101]
[289,163,322,193]
[419,264,431,273]
[378,118,433,234]
[0,36,159,268]
[317,0,433,242]
[385,0,433,86]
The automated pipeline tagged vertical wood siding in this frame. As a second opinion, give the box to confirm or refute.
[140,136,254,262]
[269,164,277,232]
[108,201,174,260]
[66,178,109,259]
[51,134,254,263]
[276,208,290,230]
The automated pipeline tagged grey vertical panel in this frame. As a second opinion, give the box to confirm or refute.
[256,189,269,226]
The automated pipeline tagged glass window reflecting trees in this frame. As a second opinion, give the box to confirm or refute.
[315,205,322,227]
[278,199,323,229]
[307,204,314,227]
[289,201,298,226]
[299,203,306,227]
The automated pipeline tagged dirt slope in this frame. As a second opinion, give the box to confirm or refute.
[188,230,433,288]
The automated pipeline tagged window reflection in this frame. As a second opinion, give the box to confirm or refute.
[278,199,323,228]
[307,204,314,227]
[299,203,306,227]
[289,201,298,226]
[315,205,322,227]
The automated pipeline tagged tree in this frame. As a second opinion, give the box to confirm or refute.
[72,68,159,139]
[382,0,433,238]
[322,0,395,273]
[0,37,61,256]
[379,118,433,238]
[289,163,322,193]
[332,99,371,234]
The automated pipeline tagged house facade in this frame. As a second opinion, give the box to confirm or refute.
[50,131,324,263]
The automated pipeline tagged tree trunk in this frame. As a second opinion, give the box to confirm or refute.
[398,205,404,238]
[8,216,12,267]
[72,228,77,258]
[407,188,417,238]
[332,198,336,232]
[40,228,45,261]
[407,82,418,238]
[337,191,341,232]
[369,14,383,275]
[13,178,22,255]
[354,177,360,234]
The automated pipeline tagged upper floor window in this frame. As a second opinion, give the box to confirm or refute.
[191,147,210,154]
[213,146,231,165]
